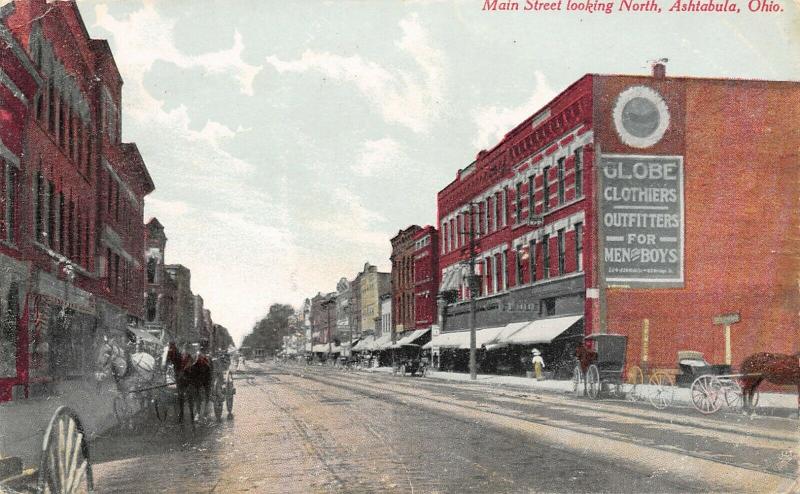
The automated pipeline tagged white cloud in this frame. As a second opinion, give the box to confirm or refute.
[351,138,405,177]
[470,71,557,150]
[94,2,262,98]
[266,13,445,133]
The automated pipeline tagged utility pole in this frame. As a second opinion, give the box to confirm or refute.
[464,203,479,381]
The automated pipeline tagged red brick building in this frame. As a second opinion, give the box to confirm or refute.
[412,226,438,330]
[433,65,799,374]
[391,225,420,336]
[0,0,154,401]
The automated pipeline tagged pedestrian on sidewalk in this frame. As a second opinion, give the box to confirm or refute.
[532,349,545,380]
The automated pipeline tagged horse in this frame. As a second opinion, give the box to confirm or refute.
[95,337,156,393]
[166,342,213,427]
[739,352,800,416]
[95,337,157,428]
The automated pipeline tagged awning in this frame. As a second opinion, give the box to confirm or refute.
[372,333,394,350]
[439,265,466,292]
[423,330,471,349]
[330,345,342,354]
[353,335,375,351]
[504,315,583,345]
[127,326,162,345]
[392,328,431,348]
[312,344,330,352]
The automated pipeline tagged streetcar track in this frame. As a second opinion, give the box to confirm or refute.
[330,366,794,444]
[258,382,348,491]
[289,366,798,484]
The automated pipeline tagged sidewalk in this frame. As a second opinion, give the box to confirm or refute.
[365,366,798,412]
[0,379,125,468]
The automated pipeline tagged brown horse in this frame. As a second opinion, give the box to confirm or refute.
[739,352,800,416]
[166,342,213,427]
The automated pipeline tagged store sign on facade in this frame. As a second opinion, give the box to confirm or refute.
[600,154,684,287]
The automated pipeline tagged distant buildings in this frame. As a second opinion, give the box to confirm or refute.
[391,226,421,337]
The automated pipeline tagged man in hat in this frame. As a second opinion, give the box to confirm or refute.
[532,348,545,380]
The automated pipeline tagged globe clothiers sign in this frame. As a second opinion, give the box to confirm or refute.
[600,155,684,287]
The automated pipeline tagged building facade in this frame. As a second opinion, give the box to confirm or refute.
[390,225,420,336]
[335,277,352,345]
[0,0,154,401]
[310,291,336,345]
[435,65,800,372]
[164,264,194,345]
[357,263,390,334]
[413,226,439,330]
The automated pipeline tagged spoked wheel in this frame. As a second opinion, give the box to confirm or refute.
[586,364,600,400]
[627,366,644,402]
[38,406,94,494]
[648,372,675,410]
[112,395,131,429]
[723,379,743,409]
[152,393,169,423]
[225,376,235,418]
[572,365,584,397]
[691,375,724,414]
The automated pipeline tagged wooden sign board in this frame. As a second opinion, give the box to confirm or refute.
[712,313,740,326]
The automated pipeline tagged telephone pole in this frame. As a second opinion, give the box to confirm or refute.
[464,203,479,381]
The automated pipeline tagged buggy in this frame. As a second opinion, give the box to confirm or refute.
[572,334,628,399]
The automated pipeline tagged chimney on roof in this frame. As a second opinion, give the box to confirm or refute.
[651,58,668,79]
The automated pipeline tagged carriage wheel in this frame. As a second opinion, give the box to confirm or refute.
[152,392,169,423]
[225,377,235,418]
[627,366,644,402]
[723,379,743,409]
[586,364,600,400]
[572,365,584,397]
[38,406,94,494]
[691,375,723,414]
[648,372,675,410]
[213,379,224,421]
[113,395,130,429]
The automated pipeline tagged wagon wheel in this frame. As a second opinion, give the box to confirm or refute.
[691,375,723,414]
[213,378,224,422]
[151,390,169,423]
[648,372,675,410]
[572,365,584,397]
[723,379,743,409]
[38,406,94,494]
[112,395,131,430]
[586,364,601,400]
[225,374,235,418]
[627,366,644,402]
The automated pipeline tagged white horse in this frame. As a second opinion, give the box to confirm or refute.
[95,338,157,393]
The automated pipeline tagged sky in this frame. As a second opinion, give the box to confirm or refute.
[68,0,799,343]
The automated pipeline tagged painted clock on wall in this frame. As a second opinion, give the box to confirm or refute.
[613,86,670,148]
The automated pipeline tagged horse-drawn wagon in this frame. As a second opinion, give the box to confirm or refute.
[0,406,94,494]
[572,334,628,399]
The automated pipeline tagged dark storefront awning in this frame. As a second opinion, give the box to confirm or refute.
[504,315,583,345]
[392,328,431,348]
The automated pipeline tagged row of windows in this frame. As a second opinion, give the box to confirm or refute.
[33,80,94,179]
[394,292,415,327]
[516,147,583,221]
[34,172,91,269]
[105,171,138,234]
[106,248,139,299]
[441,147,584,256]
[450,223,583,302]
[441,189,509,255]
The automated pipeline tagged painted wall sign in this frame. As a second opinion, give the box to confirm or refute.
[600,154,684,287]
